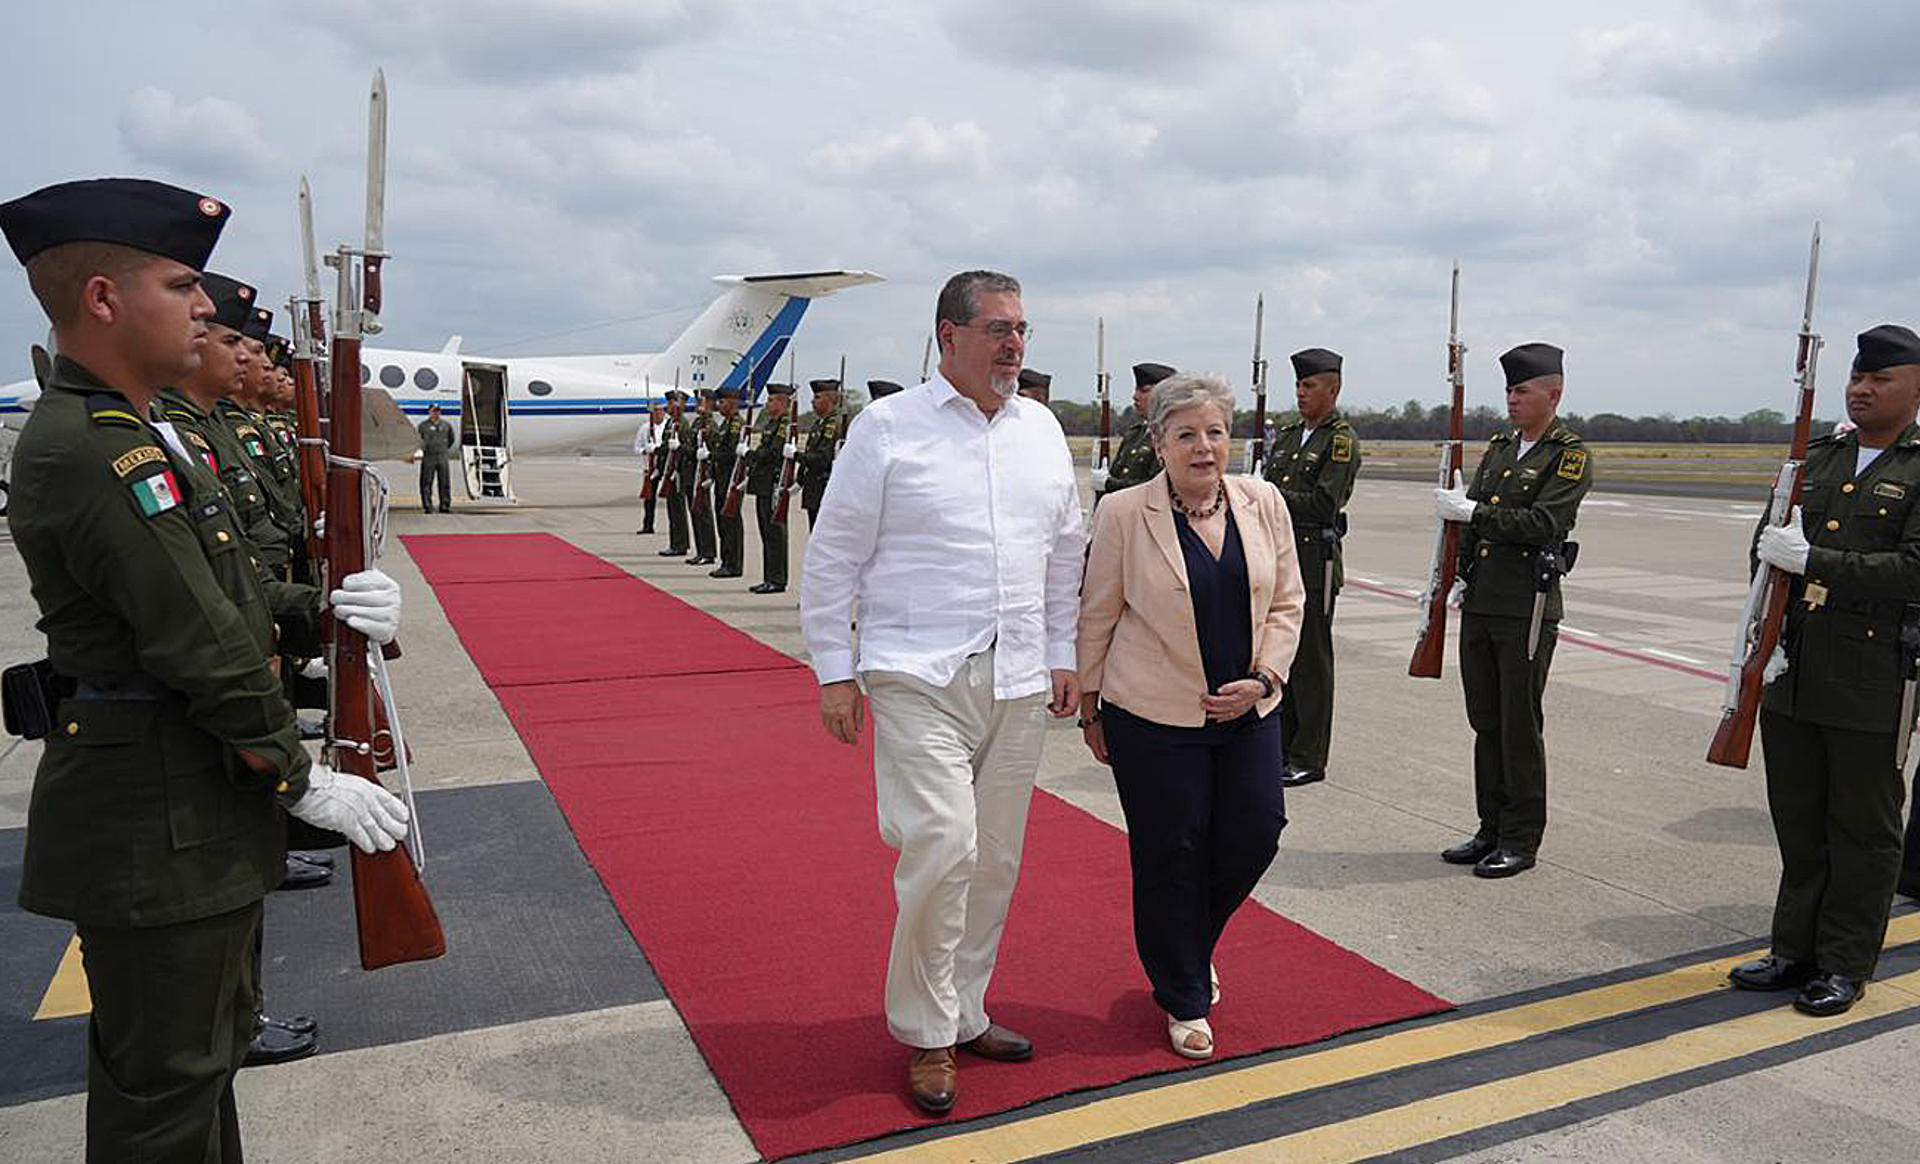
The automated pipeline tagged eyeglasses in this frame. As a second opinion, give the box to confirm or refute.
[959,318,1032,342]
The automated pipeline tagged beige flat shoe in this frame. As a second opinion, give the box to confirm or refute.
[1210,963,1220,1005]
[1167,1014,1213,1059]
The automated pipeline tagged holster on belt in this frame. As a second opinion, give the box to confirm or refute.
[2,659,65,740]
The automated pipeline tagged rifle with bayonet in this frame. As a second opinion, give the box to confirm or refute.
[689,396,715,517]
[640,377,662,506]
[291,176,329,570]
[1707,225,1824,769]
[324,69,446,969]
[654,369,683,499]
[773,347,801,526]
[1248,294,1268,477]
[921,333,933,382]
[719,368,762,520]
[1409,262,1468,679]
[1094,317,1112,477]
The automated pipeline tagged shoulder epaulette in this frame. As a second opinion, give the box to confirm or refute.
[1488,429,1516,444]
[1330,418,1355,432]
[1807,432,1842,449]
[1553,427,1585,446]
[85,395,145,428]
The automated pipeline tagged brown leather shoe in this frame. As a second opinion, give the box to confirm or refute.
[907,1047,956,1115]
[958,1023,1033,1062]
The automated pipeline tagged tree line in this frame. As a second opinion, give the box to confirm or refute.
[1040,400,1830,444]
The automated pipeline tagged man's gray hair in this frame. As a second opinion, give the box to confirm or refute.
[936,269,1021,329]
[1148,372,1236,439]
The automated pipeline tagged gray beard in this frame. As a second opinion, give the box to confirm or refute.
[989,374,1018,398]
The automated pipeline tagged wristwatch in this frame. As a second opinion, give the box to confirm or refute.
[1248,669,1276,699]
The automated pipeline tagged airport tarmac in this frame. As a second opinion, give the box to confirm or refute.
[2,453,1916,1163]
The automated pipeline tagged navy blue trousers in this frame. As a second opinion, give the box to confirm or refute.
[1103,703,1286,1021]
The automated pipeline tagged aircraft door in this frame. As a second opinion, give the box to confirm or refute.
[458,362,516,502]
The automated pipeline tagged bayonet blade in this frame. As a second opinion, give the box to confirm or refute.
[298,176,320,301]
[1801,223,1821,332]
[365,69,388,256]
[1096,316,1106,381]
[1252,293,1264,366]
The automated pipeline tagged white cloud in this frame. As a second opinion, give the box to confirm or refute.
[118,88,277,182]
[808,118,992,184]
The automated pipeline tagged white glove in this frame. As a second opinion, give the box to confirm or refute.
[288,762,410,853]
[782,441,797,458]
[695,444,710,461]
[1090,466,1110,492]
[1756,508,1810,575]
[1448,577,1466,610]
[1436,470,1476,523]
[1832,420,1857,437]
[330,568,402,645]
[736,439,750,457]
[299,657,328,681]
[668,436,680,451]
[1763,646,1789,684]
[311,512,326,540]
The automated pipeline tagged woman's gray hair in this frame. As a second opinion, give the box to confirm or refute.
[1148,372,1236,439]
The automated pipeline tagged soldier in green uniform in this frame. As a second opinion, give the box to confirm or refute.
[1435,342,1591,879]
[416,403,457,514]
[1096,361,1174,499]
[1264,347,1362,787]
[1728,324,1920,1016]
[798,378,846,528]
[746,383,795,593]
[1,177,410,1164]
[707,385,747,578]
[657,389,692,556]
[684,389,719,565]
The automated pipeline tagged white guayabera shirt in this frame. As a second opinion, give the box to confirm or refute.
[799,375,1085,700]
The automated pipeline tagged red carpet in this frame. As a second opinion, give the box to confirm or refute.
[406,533,1452,1159]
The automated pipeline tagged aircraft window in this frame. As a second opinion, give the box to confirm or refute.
[528,380,554,396]
[360,363,370,385]
[414,367,439,390]
[379,365,405,388]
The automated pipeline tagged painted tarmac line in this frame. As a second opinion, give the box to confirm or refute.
[841,913,1920,1164]
[1192,968,1920,1164]
[1341,578,1725,683]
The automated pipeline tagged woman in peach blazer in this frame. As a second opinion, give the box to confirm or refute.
[1076,371,1305,1060]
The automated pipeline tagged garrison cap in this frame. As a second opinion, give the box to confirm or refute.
[242,305,273,341]
[265,334,291,369]
[663,387,689,402]
[763,382,795,397]
[809,378,843,394]
[714,384,741,400]
[1290,348,1342,379]
[1852,324,1920,373]
[1499,342,1563,388]
[866,379,903,398]
[1017,369,1052,391]
[200,271,258,332]
[1133,362,1176,389]
[0,177,229,268]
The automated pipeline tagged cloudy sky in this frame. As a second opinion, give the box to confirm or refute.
[3,0,1916,418]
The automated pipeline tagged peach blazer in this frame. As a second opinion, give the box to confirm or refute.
[1077,471,1305,727]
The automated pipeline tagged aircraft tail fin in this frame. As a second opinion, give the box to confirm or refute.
[648,270,883,399]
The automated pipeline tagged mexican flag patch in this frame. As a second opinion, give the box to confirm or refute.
[130,470,183,517]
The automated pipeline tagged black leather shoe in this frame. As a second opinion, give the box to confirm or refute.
[244,1021,317,1067]
[289,849,335,869]
[749,582,786,594]
[1473,849,1536,878]
[1794,972,1867,1017]
[709,567,742,578]
[637,526,654,535]
[1442,836,1498,865]
[279,856,332,891]
[262,1012,318,1037]
[686,556,715,566]
[658,547,687,557]
[1728,955,1817,992]
[1279,767,1325,787]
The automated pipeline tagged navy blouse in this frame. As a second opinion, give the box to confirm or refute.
[1172,506,1253,694]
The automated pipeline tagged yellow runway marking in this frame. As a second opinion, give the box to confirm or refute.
[1196,969,1920,1163]
[33,932,89,1020]
[852,912,1920,1163]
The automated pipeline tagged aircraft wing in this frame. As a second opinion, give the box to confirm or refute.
[716,270,884,298]
[364,387,420,462]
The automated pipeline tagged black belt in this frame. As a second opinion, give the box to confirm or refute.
[71,675,169,701]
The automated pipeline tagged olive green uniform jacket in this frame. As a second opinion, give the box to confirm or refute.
[1101,417,1159,498]
[797,407,846,514]
[11,359,308,928]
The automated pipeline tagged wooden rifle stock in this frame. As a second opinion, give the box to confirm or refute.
[1707,225,1823,768]
[772,415,799,527]
[720,398,756,519]
[1409,263,1467,679]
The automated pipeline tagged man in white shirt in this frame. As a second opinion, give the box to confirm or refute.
[800,270,1085,1115]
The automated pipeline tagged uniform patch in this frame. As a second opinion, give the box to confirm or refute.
[1873,481,1906,500]
[111,445,167,478]
[129,470,183,517]
[1557,449,1589,480]
[1330,434,1353,463]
